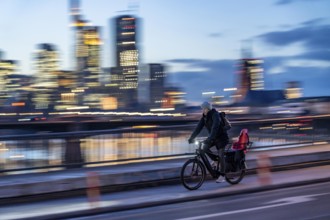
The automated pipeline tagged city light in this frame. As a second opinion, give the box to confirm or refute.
[223,88,237,91]
[132,125,158,129]
[202,91,216,95]
[47,110,186,117]
[66,106,90,110]
[19,112,44,116]
[0,3,188,114]
[150,108,175,112]
[122,32,135,35]
[0,0,328,119]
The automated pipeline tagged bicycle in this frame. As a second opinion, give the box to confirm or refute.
[180,138,253,190]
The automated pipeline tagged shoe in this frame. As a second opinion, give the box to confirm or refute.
[216,175,225,183]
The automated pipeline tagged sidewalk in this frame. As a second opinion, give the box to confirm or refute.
[0,143,329,200]
[1,165,330,220]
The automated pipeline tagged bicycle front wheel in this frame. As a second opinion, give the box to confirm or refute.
[180,159,206,190]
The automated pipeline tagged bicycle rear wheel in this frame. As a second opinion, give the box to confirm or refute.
[225,160,246,184]
[180,159,206,190]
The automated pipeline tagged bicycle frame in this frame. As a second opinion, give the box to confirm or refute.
[194,141,221,178]
[182,139,254,190]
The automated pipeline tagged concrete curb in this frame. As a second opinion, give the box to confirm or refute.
[1,151,330,199]
[18,175,330,220]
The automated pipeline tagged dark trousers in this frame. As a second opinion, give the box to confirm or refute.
[203,139,228,173]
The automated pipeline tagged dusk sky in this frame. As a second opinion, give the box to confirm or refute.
[0,0,329,102]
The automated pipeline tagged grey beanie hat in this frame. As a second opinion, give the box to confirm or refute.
[201,101,212,110]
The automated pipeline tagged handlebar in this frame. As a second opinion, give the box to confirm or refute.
[189,139,254,151]
[193,140,204,145]
[246,141,253,149]
[189,138,206,145]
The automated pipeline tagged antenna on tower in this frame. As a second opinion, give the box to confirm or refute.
[241,39,253,59]
[128,1,140,14]
[70,0,80,14]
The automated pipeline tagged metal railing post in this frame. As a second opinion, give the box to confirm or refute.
[64,123,85,168]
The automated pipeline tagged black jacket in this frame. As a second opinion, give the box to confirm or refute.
[190,108,228,141]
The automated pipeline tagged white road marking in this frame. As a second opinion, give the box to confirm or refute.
[177,192,330,220]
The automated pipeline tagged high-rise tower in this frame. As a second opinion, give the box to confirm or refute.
[0,57,18,93]
[32,43,60,110]
[70,0,87,86]
[69,0,101,88]
[235,58,264,102]
[34,43,59,88]
[139,64,166,107]
[115,15,139,68]
[81,26,102,87]
[111,15,140,108]
[235,41,264,102]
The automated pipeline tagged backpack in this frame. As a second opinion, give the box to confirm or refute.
[219,111,232,131]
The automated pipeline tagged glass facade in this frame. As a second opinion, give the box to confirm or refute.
[113,15,140,108]
[0,1,184,114]
[34,44,59,88]
[149,64,166,107]
[70,0,101,89]
[236,58,265,102]
[0,60,17,92]
[32,44,60,110]
[0,60,18,108]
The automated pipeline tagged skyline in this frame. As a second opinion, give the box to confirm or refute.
[0,0,329,102]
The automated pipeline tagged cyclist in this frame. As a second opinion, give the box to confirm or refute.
[188,101,229,183]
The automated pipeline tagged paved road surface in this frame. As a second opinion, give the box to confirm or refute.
[1,165,329,220]
[72,182,330,220]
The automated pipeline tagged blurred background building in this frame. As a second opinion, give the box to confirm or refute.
[0,51,29,112]
[285,81,303,99]
[32,43,59,110]
[139,63,166,109]
[69,0,103,110]
[0,59,18,95]
[235,58,265,103]
[3,0,327,117]
[110,15,140,109]
[0,0,187,115]
[163,86,186,110]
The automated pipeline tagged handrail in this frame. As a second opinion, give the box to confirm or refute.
[0,153,194,174]
[0,124,195,141]
[0,139,329,174]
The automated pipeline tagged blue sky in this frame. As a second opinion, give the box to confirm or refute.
[0,0,329,102]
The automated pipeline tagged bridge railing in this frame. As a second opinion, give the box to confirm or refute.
[0,116,329,175]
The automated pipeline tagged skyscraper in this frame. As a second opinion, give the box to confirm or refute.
[0,53,32,111]
[67,0,105,110]
[82,26,102,88]
[139,64,166,107]
[234,40,265,102]
[69,0,102,88]
[0,60,17,92]
[33,43,60,110]
[114,15,139,68]
[235,58,264,102]
[111,15,140,108]
[34,43,59,88]
[0,52,18,92]
[0,57,18,107]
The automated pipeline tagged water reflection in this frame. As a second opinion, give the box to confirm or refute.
[0,125,329,174]
[83,130,193,162]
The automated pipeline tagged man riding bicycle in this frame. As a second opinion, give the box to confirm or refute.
[188,101,229,183]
